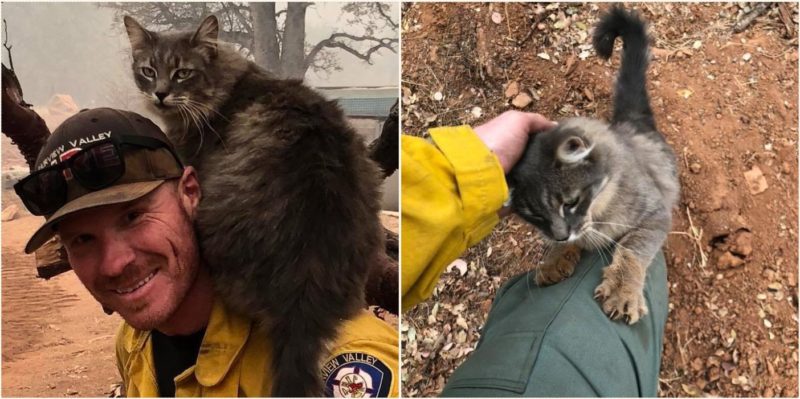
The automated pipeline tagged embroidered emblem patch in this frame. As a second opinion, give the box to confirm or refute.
[322,352,392,397]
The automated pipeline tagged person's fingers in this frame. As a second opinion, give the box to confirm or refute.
[519,112,558,134]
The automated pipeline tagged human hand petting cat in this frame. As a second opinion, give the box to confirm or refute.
[474,111,556,217]
[473,110,557,173]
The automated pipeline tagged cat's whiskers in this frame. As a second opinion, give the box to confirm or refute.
[538,238,553,266]
[589,221,660,234]
[184,98,231,122]
[177,102,205,157]
[183,101,229,152]
[173,98,193,139]
[174,105,190,144]
[586,229,612,266]
[588,228,642,258]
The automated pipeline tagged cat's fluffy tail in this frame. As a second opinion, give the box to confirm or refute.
[593,6,656,131]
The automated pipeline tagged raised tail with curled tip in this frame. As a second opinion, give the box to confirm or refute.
[593,7,656,132]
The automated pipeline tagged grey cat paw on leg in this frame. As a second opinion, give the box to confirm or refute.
[593,249,649,324]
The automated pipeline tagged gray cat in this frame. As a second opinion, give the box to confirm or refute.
[509,7,678,324]
[124,15,384,396]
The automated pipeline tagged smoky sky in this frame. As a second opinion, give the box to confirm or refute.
[0,2,399,109]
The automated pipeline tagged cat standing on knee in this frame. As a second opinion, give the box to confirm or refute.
[509,7,679,324]
[124,15,384,395]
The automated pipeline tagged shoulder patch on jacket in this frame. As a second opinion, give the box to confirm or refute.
[322,352,392,397]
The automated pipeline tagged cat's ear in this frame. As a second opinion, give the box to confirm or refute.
[192,15,219,56]
[123,16,153,50]
[556,136,592,164]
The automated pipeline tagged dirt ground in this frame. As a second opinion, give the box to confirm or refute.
[1,192,122,397]
[401,2,798,397]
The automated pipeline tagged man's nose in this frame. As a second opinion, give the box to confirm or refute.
[98,235,136,278]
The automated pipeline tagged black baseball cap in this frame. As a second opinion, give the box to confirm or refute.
[23,107,184,254]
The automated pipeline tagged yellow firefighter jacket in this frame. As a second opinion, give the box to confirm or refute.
[116,298,399,397]
[401,126,508,311]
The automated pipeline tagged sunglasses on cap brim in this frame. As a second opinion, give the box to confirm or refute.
[14,135,184,216]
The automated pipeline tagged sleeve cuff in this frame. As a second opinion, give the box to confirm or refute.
[429,125,509,245]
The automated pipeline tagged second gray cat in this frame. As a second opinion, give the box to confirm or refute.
[509,7,679,324]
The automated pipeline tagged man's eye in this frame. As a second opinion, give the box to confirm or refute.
[71,234,94,247]
[141,67,156,78]
[127,211,143,223]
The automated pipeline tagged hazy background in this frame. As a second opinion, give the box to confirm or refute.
[1,2,399,209]
[1,2,399,108]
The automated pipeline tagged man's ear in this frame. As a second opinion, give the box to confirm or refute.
[178,167,202,219]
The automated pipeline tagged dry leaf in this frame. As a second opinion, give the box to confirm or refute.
[565,55,578,76]
[681,383,702,397]
[446,259,468,276]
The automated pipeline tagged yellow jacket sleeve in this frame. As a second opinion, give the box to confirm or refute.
[401,126,509,311]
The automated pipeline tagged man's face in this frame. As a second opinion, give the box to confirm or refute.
[57,181,200,330]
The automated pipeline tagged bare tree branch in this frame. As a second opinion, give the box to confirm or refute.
[375,3,398,29]
[304,32,397,71]
[106,2,397,78]
[2,19,14,71]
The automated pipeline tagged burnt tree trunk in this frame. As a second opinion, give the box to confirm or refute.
[2,64,49,169]
[280,2,310,79]
[2,63,71,279]
[251,2,280,73]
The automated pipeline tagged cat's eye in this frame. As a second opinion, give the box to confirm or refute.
[141,67,156,78]
[564,198,579,208]
[174,69,194,80]
[562,197,580,214]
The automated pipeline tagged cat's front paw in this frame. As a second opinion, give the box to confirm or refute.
[534,246,580,286]
[593,251,648,324]
[594,281,648,324]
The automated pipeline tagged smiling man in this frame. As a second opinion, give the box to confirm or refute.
[17,108,398,397]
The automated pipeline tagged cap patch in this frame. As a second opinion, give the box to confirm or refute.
[323,352,392,397]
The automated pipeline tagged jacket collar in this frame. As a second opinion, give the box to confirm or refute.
[126,298,252,387]
[193,299,252,386]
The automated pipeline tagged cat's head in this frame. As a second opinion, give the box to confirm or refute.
[508,118,614,242]
[123,15,228,117]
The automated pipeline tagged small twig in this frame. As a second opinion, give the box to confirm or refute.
[504,4,511,38]
[3,19,14,71]
[401,79,429,88]
[733,2,773,33]
[777,3,797,38]
[684,207,708,269]
[676,330,688,369]
[425,64,442,88]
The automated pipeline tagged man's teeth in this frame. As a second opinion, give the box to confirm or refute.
[115,272,155,294]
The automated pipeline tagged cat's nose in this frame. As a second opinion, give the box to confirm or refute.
[155,92,168,102]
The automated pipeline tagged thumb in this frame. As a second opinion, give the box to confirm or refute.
[521,113,558,134]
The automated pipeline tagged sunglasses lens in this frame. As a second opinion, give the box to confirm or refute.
[71,143,124,190]
[16,169,66,215]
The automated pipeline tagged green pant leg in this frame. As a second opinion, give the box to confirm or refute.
[441,249,668,397]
